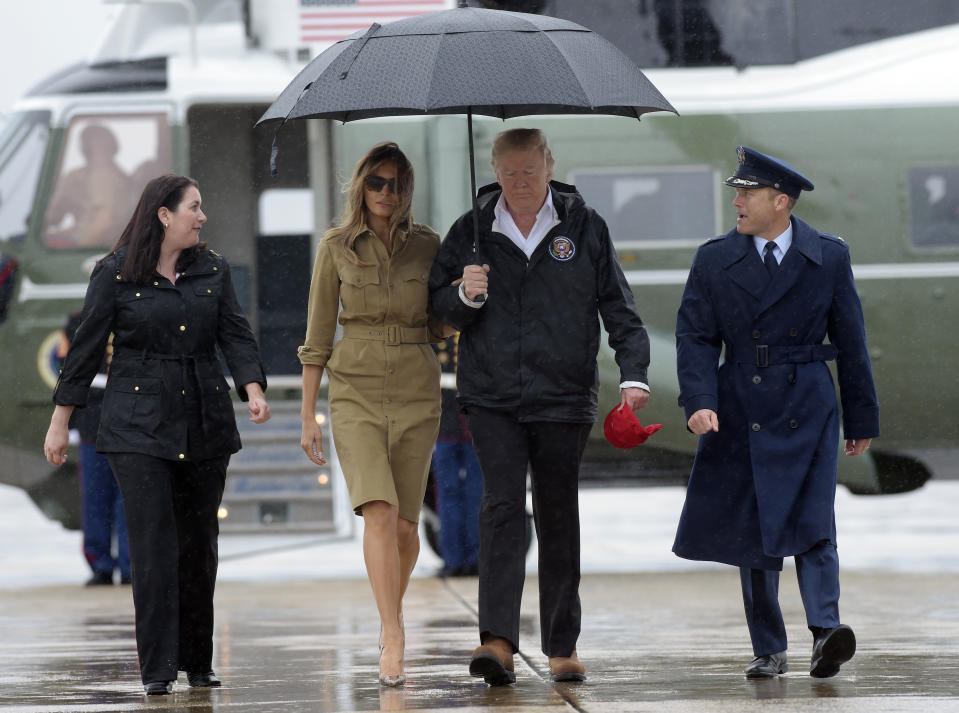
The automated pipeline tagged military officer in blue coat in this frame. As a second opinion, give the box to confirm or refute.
[673,147,879,679]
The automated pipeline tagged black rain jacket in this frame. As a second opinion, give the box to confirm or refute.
[429,181,649,423]
[54,246,266,462]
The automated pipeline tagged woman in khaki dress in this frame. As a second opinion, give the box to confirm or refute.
[299,142,443,686]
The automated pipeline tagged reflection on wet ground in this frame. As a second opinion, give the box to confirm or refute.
[1,570,958,712]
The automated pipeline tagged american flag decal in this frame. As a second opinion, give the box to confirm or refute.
[300,0,453,45]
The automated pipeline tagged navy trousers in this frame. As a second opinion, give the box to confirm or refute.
[79,442,130,579]
[740,540,841,656]
[432,440,483,571]
[466,407,591,658]
[109,452,228,684]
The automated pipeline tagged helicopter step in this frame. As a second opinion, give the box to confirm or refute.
[222,399,342,534]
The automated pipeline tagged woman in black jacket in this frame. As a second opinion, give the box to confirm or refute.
[43,174,270,695]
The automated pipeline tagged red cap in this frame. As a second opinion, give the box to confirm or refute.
[603,403,663,449]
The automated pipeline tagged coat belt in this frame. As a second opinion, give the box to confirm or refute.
[113,347,220,441]
[341,324,429,346]
[727,343,837,368]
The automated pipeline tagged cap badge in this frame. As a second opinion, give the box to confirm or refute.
[549,236,576,262]
[737,146,746,164]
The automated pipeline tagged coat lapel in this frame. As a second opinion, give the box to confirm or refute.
[722,231,768,302]
[757,216,823,315]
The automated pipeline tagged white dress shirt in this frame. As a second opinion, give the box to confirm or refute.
[753,223,793,265]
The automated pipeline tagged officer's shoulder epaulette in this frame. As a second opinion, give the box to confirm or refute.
[819,232,845,245]
[701,234,726,247]
[208,248,222,257]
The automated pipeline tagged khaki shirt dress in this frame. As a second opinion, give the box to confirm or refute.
[298,223,442,522]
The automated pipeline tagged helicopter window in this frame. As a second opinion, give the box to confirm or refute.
[568,166,720,248]
[908,167,959,250]
[42,113,171,250]
[0,111,50,244]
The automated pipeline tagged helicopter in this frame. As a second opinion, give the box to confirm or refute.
[2,0,956,538]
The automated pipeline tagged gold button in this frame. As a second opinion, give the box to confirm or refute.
[182,390,186,395]
[135,292,141,297]
[213,266,218,271]
[115,274,121,280]
[153,281,159,286]
[178,453,185,460]
[206,289,211,294]
[134,386,140,391]
[179,325,186,331]
[215,386,219,391]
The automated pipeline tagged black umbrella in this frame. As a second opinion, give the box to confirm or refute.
[257,5,676,273]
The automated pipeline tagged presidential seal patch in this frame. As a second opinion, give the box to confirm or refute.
[549,236,575,262]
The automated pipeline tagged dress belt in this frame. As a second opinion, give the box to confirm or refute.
[341,324,429,346]
[727,343,837,368]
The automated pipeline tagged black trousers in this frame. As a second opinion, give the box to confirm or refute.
[108,452,228,684]
[466,407,591,657]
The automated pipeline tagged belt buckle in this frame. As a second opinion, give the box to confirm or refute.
[756,344,769,368]
[386,325,400,346]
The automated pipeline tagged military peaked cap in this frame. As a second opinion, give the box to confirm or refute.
[724,146,814,199]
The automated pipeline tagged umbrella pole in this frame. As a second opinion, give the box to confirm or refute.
[467,110,487,302]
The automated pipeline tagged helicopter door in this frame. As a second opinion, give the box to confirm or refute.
[186,103,346,535]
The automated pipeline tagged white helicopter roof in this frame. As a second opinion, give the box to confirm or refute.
[647,21,959,115]
[14,6,959,122]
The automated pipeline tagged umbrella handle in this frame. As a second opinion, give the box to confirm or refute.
[467,111,487,304]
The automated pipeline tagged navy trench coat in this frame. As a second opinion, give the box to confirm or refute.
[672,216,880,570]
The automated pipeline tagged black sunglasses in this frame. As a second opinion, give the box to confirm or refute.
[364,175,397,194]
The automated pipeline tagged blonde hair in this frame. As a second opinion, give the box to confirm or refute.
[330,142,414,265]
[491,128,555,171]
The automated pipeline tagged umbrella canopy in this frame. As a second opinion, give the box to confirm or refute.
[257,6,676,278]
[257,7,676,126]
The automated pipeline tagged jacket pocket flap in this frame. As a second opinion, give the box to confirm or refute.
[341,266,380,287]
[111,376,161,394]
[193,283,221,297]
[401,270,429,283]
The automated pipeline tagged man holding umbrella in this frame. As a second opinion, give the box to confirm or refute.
[429,127,651,685]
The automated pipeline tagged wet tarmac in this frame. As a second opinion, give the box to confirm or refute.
[1,569,958,712]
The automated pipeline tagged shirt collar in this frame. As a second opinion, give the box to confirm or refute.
[754,222,793,259]
[493,189,556,234]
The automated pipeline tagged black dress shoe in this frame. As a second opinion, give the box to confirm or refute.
[810,624,856,678]
[745,651,788,678]
[85,571,113,586]
[144,681,173,695]
[187,671,221,687]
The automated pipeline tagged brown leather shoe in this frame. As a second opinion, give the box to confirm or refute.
[469,637,515,686]
[549,650,586,682]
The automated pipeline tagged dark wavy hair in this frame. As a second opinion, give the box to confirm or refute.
[109,174,205,284]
